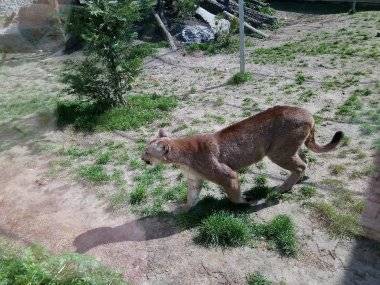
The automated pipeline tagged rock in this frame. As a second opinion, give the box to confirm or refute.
[0,24,35,52]
[195,7,230,34]
[181,25,215,44]
[0,0,34,16]
[0,2,66,53]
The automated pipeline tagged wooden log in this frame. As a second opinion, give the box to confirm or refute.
[206,0,225,10]
[223,10,268,38]
[216,0,277,25]
[206,0,262,26]
[153,12,177,51]
[196,6,230,34]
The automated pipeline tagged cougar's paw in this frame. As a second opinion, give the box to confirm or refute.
[242,193,260,205]
[297,175,309,184]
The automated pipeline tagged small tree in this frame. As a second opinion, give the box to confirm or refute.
[61,0,153,107]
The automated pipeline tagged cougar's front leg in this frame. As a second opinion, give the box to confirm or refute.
[186,176,203,209]
[210,159,247,204]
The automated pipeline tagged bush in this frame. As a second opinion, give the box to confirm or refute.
[227,72,252,85]
[61,0,155,106]
[195,212,251,247]
[176,0,199,18]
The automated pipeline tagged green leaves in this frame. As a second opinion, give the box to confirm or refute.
[61,0,153,107]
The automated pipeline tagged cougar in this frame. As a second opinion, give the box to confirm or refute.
[142,106,343,209]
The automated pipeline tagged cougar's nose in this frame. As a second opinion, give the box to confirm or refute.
[141,155,151,165]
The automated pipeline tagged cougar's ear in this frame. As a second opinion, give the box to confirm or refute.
[158,129,169,138]
[156,140,170,156]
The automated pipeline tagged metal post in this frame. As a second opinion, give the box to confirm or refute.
[238,0,245,73]
[352,1,357,13]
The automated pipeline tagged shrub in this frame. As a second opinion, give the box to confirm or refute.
[227,72,252,85]
[195,212,251,247]
[176,0,199,18]
[61,0,155,106]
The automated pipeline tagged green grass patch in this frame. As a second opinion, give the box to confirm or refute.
[195,211,252,247]
[109,188,129,210]
[254,215,298,257]
[310,188,364,238]
[328,164,346,176]
[96,151,112,165]
[0,240,127,284]
[247,272,272,285]
[56,94,177,132]
[322,75,359,91]
[295,71,307,85]
[336,94,362,119]
[181,197,297,256]
[195,212,297,255]
[299,185,317,199]
[298,89,316,102]
[79,164,110,183]
[243,174,280,202]
[129,184,147,205]
[163,182,188,203]
[63,146,97,158]
[176,196,249,229]
[252,28,378,64]
[129,164,190,214]
[360,123,377,136]
[227,72,252,85]
[0,88,57,123]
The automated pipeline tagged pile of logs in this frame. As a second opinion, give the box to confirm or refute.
[207,0,277,27]
[154,0,277,50]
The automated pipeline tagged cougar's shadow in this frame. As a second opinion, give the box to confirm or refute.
[73,196,275,253]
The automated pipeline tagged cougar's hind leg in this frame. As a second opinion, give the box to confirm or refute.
[269,154,306,193]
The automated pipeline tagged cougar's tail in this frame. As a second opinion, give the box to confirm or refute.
[305,126,344,153]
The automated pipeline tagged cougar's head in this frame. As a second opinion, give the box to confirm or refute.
[141,129,171,165]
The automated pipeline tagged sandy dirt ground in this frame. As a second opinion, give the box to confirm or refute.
[1,6,380,285]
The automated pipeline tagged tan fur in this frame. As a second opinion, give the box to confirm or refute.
[142,106,343,209]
